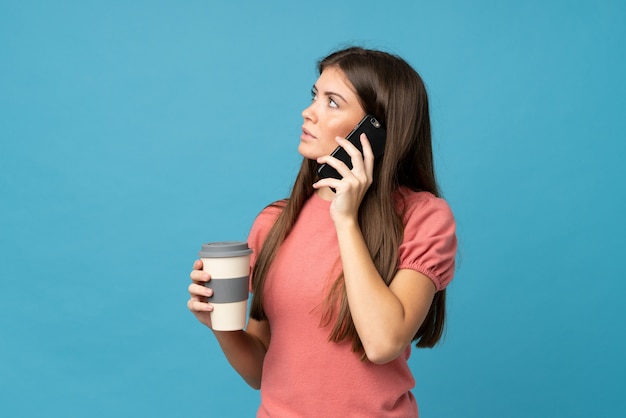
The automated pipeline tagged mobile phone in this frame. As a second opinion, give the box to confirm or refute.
[317,115,386,180]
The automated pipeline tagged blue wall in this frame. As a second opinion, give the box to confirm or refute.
[1,1,624,417]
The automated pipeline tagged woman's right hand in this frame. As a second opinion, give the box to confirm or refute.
[187,259,214,328]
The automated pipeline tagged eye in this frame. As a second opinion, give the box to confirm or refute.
[329,98,338,108]
[310,88,317,101]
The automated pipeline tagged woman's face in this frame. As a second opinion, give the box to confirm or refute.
[299,66,366,160]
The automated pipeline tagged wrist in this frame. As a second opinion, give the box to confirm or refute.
[212,328,245,341]
[332,215,361,239]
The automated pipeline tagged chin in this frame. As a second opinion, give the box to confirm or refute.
[298,142,336,161]
[297,143,320,160]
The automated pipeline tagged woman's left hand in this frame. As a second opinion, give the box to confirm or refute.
[313,133,375,224]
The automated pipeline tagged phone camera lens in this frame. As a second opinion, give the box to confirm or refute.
[370,117,381,128]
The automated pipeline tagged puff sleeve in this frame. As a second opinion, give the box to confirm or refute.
[397,191,457,291]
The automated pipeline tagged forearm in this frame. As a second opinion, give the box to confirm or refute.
[213,329,267,389]
[334,219,409,363]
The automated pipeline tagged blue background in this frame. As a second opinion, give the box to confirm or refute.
[1,1,625,417]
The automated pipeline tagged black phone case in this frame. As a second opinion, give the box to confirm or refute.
[317,115,386,180]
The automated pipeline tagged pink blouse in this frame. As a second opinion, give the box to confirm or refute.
[247,188,457,417]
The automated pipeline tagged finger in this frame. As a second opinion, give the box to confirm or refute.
[190,269,210,283]
[189,282,213,298]
[187,298,213,312]
[336,135,364,158]
[335,135,361,157]
[313,176,343,191]
[335,136,366,174]
[193,259,204,270]
[317,153,353,179]
[360,133,375,177]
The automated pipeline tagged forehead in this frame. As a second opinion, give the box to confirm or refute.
[316,66,357,94]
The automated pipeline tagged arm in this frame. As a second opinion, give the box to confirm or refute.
[188,260,270,389]
[334,221,435,364]
[313,134,436,364]
[212,319,270,389]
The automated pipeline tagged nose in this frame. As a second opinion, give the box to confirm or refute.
[302,101,317,123]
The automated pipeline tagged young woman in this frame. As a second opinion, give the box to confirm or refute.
[188,46,457,417]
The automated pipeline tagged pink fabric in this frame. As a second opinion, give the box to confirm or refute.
[395,188,457,291]
[247,189,457,417]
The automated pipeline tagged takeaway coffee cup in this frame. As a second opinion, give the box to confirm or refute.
[198,241,253,331]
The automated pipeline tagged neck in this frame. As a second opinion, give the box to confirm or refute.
[316,187,336,201]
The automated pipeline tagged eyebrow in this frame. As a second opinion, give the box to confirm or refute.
[312,85,348,104]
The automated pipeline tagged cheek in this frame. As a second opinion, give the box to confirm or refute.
[319,131,342,156]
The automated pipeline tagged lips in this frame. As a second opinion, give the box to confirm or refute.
[301,127,316,140]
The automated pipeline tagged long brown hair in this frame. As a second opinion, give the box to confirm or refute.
[250,47,446,354]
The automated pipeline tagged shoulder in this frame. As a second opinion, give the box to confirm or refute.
[394,187,455,225]
[247,199,286,251]
[254,199,286,228]
[394,188,457,290]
